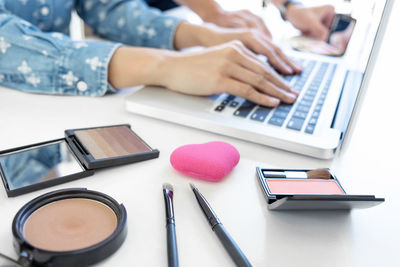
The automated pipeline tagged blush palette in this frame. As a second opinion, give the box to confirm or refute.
[257,167,384,210]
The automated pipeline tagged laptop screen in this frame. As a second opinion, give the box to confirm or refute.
[331,0,392,139]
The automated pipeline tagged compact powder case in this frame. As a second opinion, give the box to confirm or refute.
[12,188,127,267]
[257,167,385,210]
[0,124,159,197]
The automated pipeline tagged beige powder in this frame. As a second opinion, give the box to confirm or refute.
[23,198,117,252]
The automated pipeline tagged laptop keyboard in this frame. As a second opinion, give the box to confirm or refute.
[213,59,337,134]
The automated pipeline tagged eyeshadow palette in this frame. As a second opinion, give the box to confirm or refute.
[73,126,151,160]
[0,124,159,197]
[65,124,158,169]
[257,167,384,210]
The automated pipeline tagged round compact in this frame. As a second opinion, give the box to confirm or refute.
[12,188,127,267]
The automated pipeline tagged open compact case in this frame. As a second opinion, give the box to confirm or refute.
[257,167,384,210]
[12,188,127,267]
[0,124,159,197]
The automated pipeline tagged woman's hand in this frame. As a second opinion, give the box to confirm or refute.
[202,9,272,40]
[158,41,298,107]
[174,0,272,39]
[109,22,301,107]
[175,22,302,76]
[286,5,335,40]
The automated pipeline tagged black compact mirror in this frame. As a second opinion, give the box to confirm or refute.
[0,139,93,197]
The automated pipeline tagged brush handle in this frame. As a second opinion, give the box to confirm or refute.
[213,224,252,267]
[167,223,178,267]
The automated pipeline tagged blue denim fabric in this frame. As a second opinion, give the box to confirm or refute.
[0,0,183,96]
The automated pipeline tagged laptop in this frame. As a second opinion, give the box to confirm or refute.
[125,0,393,159]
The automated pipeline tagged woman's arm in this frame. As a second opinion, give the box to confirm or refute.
[0,9,119,96]
[108,22,301,107]
[175,0,272,38]
[75,0,183,49]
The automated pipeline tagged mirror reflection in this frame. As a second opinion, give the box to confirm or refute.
[0,140,83,190]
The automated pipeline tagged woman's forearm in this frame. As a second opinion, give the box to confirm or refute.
[174,0,222,20]
[108,46,175,89]
[108,22,222,89]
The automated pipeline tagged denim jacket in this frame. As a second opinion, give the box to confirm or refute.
[0,0,182,96]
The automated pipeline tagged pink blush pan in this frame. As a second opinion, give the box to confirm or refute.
[266,179,345,195]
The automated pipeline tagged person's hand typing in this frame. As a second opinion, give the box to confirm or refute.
[158,41,298,107]
[202,9,273,40]
[110,22,302,107]
[286,5,335,40]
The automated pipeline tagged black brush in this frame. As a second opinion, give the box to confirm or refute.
[262,168,332,179]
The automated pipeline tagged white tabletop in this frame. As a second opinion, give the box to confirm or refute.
[1,2,400,266]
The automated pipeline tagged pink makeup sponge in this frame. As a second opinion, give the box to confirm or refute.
[170,141,240,182]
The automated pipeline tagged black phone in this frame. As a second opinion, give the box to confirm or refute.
[328,14,356,44]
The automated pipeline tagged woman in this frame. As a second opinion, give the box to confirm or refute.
[0,0,333,107]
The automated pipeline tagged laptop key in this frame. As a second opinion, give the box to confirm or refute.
[293,111,308,119]
[215,105,225,112]
[251,107,272,122]
[234,100,256,118]
[226,95,235,101]
[268,117,285,126]
[300,100,313,107]
[287,118,305,131]
[308,117,318,125]
[284,75,295,83]
[311,110,320,118]
[229,101,239,108]
[305,124,316,134]
[221,99,230,106]
[314,104,323,112]
[276,104,292,112]
[273,110,289,118]
[296,104,310,113]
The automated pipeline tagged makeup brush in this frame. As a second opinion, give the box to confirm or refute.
[163,183,179,267]
[262,168,332,179]
[190,184,252,267]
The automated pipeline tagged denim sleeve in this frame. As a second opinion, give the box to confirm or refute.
[75,0,183,50]
[0,11,121,96]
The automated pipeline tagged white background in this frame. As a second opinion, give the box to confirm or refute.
[0,0,399,266]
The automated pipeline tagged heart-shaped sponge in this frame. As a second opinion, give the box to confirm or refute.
[170,141,240,182]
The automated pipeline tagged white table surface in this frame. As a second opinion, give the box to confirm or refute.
[1,2,400,266]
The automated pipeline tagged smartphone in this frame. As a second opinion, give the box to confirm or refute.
[289,13,356,56]
[327,14,356,46]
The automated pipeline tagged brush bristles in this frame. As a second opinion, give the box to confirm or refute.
[163,183,173,191]
[189,183,197,191]
[306,169,332,179]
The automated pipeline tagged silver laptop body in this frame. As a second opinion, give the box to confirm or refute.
[125,0,392,159]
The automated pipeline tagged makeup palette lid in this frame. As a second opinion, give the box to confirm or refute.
[65,124,159,169]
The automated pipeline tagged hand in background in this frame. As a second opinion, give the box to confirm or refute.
[286,5,335,40]
[202,9,272,40]
[184,23,302,75]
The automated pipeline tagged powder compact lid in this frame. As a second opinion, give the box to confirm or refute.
[12,188,127,267]
[256,167,385,210]
[65,124,159,169]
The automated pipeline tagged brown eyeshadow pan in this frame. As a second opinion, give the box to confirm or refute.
[23,198,117,252]
[74,126,151,160]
